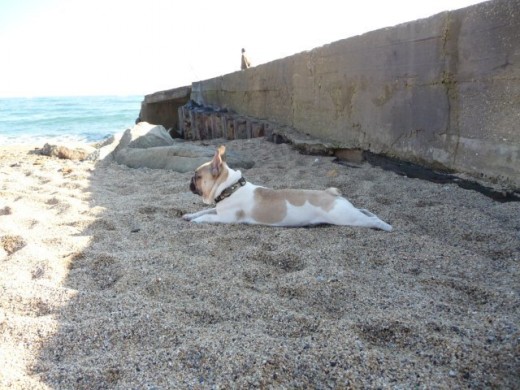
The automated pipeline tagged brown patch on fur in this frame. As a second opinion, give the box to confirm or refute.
[252,188,339,224]
[236,210,246,220]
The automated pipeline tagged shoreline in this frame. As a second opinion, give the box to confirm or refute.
[1,139,519,388]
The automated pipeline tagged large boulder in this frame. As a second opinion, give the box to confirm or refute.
[114,143,254,173]
[99,122,254,172]
[116,122,175,151]
[39,143,97,160]
[96,122,174,162]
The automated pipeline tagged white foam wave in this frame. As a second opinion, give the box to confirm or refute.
[0,133,107,146]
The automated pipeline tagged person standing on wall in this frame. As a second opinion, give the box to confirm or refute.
[241,48,252,70]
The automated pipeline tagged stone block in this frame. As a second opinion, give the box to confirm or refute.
[234,117,248,139]
[211,114,223,139]
[335,149,364,164]
[225,115,235,140]
[251,121,265,138]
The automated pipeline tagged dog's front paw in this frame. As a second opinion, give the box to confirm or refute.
[182,213,194,221]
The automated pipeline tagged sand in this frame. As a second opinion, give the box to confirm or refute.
[0,138,518,388]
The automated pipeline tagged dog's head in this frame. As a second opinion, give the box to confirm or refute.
[189,145,229,204]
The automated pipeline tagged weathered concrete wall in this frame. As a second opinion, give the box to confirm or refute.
[190,0,520,188]
[139,86,191,136]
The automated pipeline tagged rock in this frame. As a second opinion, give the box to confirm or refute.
[0,206,12,216]
[96,122,174,162]
[335,148,365,163]
[40,143,96,161]
[1,235,26,255]
[268,126,337,156]
[94,133,124,161]
[116,122,174,151]
[114,143,254,173]
[99,122,254,172]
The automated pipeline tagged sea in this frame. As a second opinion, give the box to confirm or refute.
[0,95,143,145]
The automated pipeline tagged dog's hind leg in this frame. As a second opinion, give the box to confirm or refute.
[353,208,392,231]
[330,200,393,231]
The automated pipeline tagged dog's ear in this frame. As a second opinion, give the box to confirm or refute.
[210,146,226,176]
[217,145,226,160]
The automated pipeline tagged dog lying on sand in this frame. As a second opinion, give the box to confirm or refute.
[183,146,392,231]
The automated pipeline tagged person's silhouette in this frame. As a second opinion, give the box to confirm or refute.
[241,48,252,70]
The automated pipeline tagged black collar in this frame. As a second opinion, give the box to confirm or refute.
[215,177,246,203]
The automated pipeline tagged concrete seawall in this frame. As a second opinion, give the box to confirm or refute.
[139,86,191,134]
[141,0,520,189]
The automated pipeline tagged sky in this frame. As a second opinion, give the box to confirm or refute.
[0,0,486,97]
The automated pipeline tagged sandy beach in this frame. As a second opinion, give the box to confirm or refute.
[1,138,518,388]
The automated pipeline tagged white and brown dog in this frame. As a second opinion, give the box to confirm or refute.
[183,146,392,231]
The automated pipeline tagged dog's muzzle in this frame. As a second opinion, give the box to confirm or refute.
[190,176,201,196]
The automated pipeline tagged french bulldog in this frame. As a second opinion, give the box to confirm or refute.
[183,145,392,231]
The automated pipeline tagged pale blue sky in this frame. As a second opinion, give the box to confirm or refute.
[0,0,484,97]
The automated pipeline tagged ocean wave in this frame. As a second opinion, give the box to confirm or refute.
[0,95,141,146]
[0,132,114,146]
